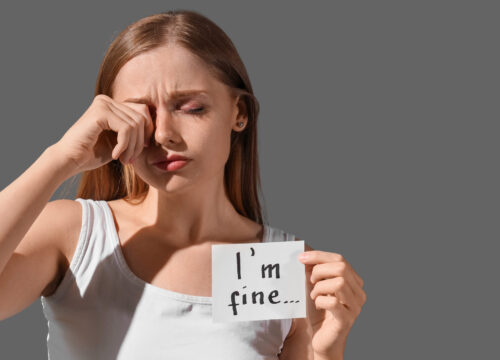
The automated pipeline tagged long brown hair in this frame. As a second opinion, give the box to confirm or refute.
[68,9,266,224]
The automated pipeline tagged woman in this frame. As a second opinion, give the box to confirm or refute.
[0,9,366,359]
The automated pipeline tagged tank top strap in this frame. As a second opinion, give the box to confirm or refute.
[57,198,115,295]
[264,224,296,243]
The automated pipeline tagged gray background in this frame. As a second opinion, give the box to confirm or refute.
[0,1,497,359]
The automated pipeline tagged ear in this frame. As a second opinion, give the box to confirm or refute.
[232,94,248,130]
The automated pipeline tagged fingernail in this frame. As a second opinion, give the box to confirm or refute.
[298,253,308,261]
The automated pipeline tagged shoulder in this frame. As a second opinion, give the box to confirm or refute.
[32,199,83,296]
[49,199,83,269]
[43,199,82,240]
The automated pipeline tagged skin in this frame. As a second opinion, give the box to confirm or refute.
[110,43,258,245]
[109,43,366,359]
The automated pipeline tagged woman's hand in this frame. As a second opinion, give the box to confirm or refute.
[53,94,154,176]
[298,250,366,358]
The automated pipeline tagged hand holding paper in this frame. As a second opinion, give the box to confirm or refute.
[299,250,367,359]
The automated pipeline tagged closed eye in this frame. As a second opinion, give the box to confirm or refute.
[148,105,206,118]
[186,107,205,115]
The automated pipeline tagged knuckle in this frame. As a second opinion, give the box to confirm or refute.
[134,115,144,127]
[140,104,150,114]
[314,297,320,307]
[310,267,318,282]
[337,261,347,274]
[348,315,356,327]
[94,94,108,102]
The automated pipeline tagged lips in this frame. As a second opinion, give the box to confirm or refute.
[152,154,190,164]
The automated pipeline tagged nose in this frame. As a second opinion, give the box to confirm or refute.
[152,106,182,146]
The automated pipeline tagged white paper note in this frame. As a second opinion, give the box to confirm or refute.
[211,240,306,322]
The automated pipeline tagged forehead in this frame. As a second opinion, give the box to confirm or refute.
[112,44,223,101]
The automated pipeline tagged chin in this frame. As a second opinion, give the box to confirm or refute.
[145,174,197,194]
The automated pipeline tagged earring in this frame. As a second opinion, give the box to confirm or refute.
[238,122,244,128]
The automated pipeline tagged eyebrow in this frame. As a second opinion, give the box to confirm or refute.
[123,90,209,104]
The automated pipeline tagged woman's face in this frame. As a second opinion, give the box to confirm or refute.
[111,44,246,193]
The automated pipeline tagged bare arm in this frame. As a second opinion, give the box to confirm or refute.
[0,95,153,321]
[0,144,81,321]
[0,145,76,276]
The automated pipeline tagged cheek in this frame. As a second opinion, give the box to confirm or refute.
[198,123,233,164]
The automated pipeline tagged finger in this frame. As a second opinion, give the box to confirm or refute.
[315,295,352,325]
[119,101,155,149]
[309,262,345,284]
[120,124,137,164]
[350,265,365,288]
[106,102,138,164]
[311,262,366,309]
[310,261,361,295]
[94,103,132,160]
[310,277,355,309]
[299,250,345,265]
[135,116,144,158]
[99,110,133,161]
[301,251,364,289]
[111,102,143,160]
[112,101,149,155]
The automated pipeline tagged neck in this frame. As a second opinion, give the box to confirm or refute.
[133,172,247,245]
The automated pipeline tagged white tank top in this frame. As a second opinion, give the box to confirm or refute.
[40,197,295,359]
